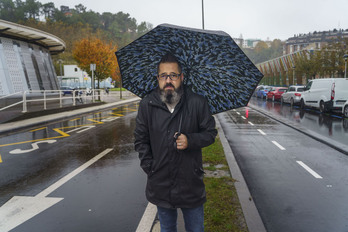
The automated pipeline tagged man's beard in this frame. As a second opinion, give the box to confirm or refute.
[159,83,183,104]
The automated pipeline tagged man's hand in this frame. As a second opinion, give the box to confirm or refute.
[175,133,188,150]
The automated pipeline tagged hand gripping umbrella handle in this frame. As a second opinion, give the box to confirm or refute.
[174,113,183,150]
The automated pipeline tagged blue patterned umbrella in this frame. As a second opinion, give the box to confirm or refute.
[115,24,263,114]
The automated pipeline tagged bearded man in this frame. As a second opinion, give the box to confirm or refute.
[134,52,217,232]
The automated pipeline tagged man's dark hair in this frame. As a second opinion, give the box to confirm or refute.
[157,52,182,74]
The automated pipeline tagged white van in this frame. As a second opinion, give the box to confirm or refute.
[300,78,348,113]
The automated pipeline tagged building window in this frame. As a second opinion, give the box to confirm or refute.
[75,68,78,72]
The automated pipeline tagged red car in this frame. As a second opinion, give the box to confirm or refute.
[267,87,288,101]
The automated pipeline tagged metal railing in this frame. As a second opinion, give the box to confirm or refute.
[0,89,133,113]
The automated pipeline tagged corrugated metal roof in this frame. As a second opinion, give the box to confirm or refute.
[0,20,65,54]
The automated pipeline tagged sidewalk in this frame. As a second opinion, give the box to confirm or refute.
[0,93,265,232]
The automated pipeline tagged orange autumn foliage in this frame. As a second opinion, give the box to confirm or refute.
[72,38,120,87]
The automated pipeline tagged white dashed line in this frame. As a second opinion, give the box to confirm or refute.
[296,161,323,179]
[241,116,246,120]
[236,112,241,115]
[271,141,286,150]
[257,129,267,135]
[248,122,254,126]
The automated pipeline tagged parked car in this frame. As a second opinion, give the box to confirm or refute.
[267,87,287,101]
[300,78,348,113]
[60,86,74,95]
[281,85,305,106]
[253,85,264,97]
[256,86,272,99]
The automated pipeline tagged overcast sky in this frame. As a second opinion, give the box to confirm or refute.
[41,0,348,41]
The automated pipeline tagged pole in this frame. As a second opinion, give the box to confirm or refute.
[202,0,205,30]
[344,54,348,79]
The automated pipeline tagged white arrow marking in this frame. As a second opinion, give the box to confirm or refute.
[0,148,113,231]
[9,140,57,154]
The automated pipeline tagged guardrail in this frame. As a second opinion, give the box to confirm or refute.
[0,89,133,113]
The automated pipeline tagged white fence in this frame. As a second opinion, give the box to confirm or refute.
[0,89,134,113]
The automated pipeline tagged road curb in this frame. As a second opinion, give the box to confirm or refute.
[215,115,267,232]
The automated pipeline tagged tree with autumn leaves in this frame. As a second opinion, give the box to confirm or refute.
[72,38,120,89]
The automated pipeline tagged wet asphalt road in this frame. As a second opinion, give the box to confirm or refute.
[218,98,348,232]
[0,102,147,232]
[1,97,348,231]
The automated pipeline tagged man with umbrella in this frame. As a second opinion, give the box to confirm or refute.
[116,24,263,231]
[134,52,217,231]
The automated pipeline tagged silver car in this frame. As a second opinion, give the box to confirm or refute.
[281,85,305,106]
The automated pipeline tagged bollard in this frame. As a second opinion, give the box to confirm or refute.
[22,91,27,113]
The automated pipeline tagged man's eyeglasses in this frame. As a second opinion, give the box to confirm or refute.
[158,73,181,81]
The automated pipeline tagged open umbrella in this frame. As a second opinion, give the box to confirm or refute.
[115,24,263,114]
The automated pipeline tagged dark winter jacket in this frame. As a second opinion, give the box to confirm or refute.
[134,86,217,209]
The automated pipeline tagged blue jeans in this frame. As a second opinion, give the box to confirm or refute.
[157,205,204,232]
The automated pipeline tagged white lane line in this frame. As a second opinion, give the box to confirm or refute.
[236,112,240,115]
[296,161,323,179]
[36,148,113,197]
[272,141,286,150]
[241,116,246,120]
[136,202,157,232]
[248,122,254,126]
[257,129,267,135]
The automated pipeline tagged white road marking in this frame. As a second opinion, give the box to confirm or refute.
[9,140,57,154]
[0,148,114,231]
[136,202,157,232]
[296,161,323,179]
[236,112,241,115]
[241,116,246,120]
[257,129,267,135]
[272,141,286,150]
[66,125,96,134]
[37,148,113,197]
[248,122,254,126]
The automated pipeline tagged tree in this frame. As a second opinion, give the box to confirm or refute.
[72,38,119,89]
[41,2,55,20]
[24,0,41,20]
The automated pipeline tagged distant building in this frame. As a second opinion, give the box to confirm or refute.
[284,29,348,54]
[243,39,261,49]
[60,6,72,17]
[0,20,65,96]
[61,65,114,88]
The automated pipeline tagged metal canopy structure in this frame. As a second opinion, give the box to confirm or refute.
[0,20,65,55]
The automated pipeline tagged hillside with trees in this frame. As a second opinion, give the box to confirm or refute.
[0,0,153,80]
[242,39,284,64]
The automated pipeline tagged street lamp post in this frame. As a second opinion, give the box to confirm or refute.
[202,0,205,30]
[344,54,348,79]
[292,65,296,85]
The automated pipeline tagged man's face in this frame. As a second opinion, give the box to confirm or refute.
[157,62,183,93]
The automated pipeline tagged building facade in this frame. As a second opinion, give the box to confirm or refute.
[0,20,65,96]
[284,29,348,55]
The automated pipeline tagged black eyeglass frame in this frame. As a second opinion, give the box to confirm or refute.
[157,73,182,81]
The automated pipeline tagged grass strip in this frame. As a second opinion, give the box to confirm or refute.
[202,136,248,232]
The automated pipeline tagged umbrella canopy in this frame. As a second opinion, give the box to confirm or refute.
[115,24,263,114]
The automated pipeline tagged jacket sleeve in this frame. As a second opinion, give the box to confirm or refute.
[134,100,153,174]
[186,98,217,150]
